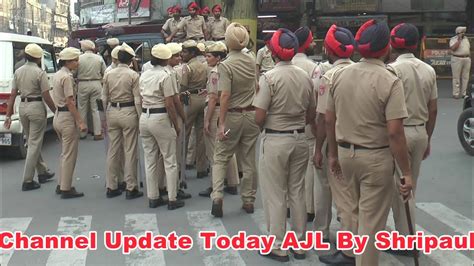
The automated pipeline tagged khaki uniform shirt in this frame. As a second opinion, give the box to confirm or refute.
[166,65,180,94]
[77,51,106,80]
[163,17,186,39]
[327,58,408,148]
[140,65,174,109]
[256,46,275,73]
[13,62,49,98]
[450,36,471,56]
[105,62,117,74]
[209,17,230,40]
[388,53,438,125]
[218,50,256,109]
[178,15,207,40]
[174,64,184,84]
[102,64,140,105]
[180,57,207,91]
[317,59,353,114]
[52,67,76,107]
[141,61,153,73]
[206,66,219,102]
[253,61,315,131]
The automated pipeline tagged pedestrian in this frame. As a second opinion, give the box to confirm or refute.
[210,23,260,218]
[52,47,87,199]
[254,28,316,262]
[200,42,239,198]
[3,43,56,191]
[180,40,208,179]
[77,39,106,140]
[208,4,230,41]
[139,44,185,210]
[256,34,275,77]
[449,26,471,98]
[321,19,413,265]
[386,23,438,256]
[166,2,207,42]
[102,43,143,200]
[161,5,186,43]
[313,24,355,245]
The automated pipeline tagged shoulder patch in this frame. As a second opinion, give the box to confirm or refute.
[319,83,326,96]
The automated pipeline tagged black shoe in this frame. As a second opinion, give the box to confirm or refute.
[319,251,355,265]
[126,189,144,200]
[242,203,254,214]
[60,188,84,199]
[199,187,212,197]
[168,199,185,210]
[238,172,243,179]
[259,251,289,262]
[197,171,207,179]
[22,181,40,191]
[211,199,223,217]
[290,249,306,260]
[185,164,194,170]
[106,188,122,198]
[177,189,192,200]
[118,182,127,191]
[224,186,238,195]
[179,180,187,189]
[307,213,315,222]
[38,171,55,183]
[384,248,419,257]
[149,198,168,208]
[287,208,290,218]
[159,187,168,197]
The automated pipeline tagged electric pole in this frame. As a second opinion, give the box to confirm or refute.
[128,0,131,25]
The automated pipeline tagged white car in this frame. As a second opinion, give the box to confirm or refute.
[0,33,57,159]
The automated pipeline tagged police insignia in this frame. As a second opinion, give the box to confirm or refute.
[212,76,218,86]
[319,84,325,96]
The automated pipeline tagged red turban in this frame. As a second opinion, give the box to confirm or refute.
[212,4,222,13]
[200,6,210,14]
[187,2,199,11]
[324,24,355,58]
[355,19,390,58]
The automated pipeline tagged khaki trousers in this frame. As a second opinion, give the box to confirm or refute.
[100,108,124,183]
[184,94,207,172]
[157,117,184,189]
[451,56,471,97]
[204,107,239,187]
[339,147,394,266]
[259,132,308,256]
[53,111,79,191]
[140,113,178,201]
[186,126,196,165]
[106,107,139,191]
[19,102,49,182]
[211,111,259,203]
[313,140,332,239]
[305,138,315,215]
[392,126,428,235]
[78,81,102,137]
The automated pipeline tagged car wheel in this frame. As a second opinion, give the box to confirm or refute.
[457,107,474,156]
[11,131,27,159]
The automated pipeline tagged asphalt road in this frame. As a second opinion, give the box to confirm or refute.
[0,80,472,266]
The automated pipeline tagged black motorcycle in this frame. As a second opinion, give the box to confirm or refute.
[457,77,474,156]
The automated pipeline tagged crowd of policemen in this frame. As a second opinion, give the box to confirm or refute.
[10,1,474,265]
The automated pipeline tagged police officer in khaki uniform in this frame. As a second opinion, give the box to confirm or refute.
[256,34,275,76]
[102,43,143,200]
[450,26,471,98]
[161,6,186,43]
[105,46,121,73]
[4,44,56,191]
[386,23,438,256]
[102,38,120,66]
[167,2,207,42]
[254,29,316,262]
[77,40,106,140]
[180,40,209,179]
[210,23,260,217]
[52,47,87,199]
[208,5,230,41]
[320,20,413,266]
[313,24,355,244]
[140,44,185,210]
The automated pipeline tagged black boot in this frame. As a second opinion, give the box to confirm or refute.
[168,199,185,210]
[177,189,192,199]
[38,171,55,183]
[199,187,212,197]
[126,189,144,200]
[224,186,238,195]
[319,251,355,265]
[61,188,84,199]
[211,199,223,217]
[384,248,419,257]
[307,213,315,222]
[259,251,289,262]
[149,198,168,208]
[106,188,122,198]
[118,182,127,191]
[22,181,40,191]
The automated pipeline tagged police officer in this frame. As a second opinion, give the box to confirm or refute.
[102,43,143,200]
[208,4,230,41]
[140,44,185,210]
[200,6,212,30]
[254,29,316,262]
[450,26,471,98]
[321,20,413,265]
[105,46,121,73]
[386,23,438,256]
[314,24,355,244]
[161,6,185,43]
[210,23,260,217]
[180,40,208,179]
[3,43,56,191]
[77,39,106,140]
[256,34,275,77]
[167,2,207,42]
[102,38,120,68]
[52,47,87,199]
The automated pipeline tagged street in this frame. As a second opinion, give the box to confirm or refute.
[0,80,473,266]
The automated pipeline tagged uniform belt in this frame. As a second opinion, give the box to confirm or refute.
[186,89,201,94]
[404,123,425,127]
[338,142,389,150]
[57,106,69,112]
[142,107,167,114]
[110,101,135,108]
[212,37,225,41]
[205,102,220,107]
[21,97,42,102]
[228,106,255,113]
[78,79,101,81]
[452,54,470,58]
[265,128,305,134]
[188,37,204,41]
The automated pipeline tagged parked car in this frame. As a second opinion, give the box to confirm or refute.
[0,33,57,159]
[457,75,474,156]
